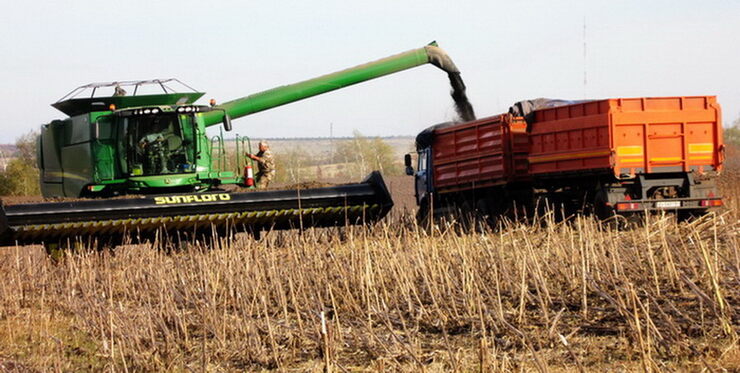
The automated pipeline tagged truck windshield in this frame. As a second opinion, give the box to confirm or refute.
[121,113,196,176]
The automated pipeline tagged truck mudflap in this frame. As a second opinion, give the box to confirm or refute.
[0,172,393,246]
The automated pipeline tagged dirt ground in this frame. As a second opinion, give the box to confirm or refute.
[0,195,46,205]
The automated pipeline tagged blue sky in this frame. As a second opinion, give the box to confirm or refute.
[0,0,738,143]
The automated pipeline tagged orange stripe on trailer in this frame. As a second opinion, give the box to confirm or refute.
[528,150,611,164]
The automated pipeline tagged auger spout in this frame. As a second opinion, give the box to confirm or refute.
[202,42,462,126]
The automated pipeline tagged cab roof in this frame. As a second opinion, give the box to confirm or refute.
[51,79,205,117]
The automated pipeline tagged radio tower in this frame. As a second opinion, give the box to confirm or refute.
[583,16,588,99]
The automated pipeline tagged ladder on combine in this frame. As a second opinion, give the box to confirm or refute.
[209,128,237,180]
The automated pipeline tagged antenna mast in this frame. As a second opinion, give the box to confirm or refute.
[583,16,588,99]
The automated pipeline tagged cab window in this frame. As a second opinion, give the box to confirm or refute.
[418,149,428,171]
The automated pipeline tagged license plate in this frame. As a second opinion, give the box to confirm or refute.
[655,201,681,208]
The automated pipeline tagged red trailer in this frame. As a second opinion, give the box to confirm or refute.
[406,96,724,221]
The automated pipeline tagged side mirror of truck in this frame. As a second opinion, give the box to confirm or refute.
[404,153,414,175]
[223,113,233,131]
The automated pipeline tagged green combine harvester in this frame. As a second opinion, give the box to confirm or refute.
[0,42,465,248]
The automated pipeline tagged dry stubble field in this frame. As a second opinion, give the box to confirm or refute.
[0,154,738,372]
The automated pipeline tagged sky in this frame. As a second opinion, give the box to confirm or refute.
[0,0,738,144]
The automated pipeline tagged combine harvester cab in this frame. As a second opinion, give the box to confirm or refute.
[3,42,471,248]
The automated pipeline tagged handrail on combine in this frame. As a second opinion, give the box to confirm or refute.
[235,134,254,177]
[210,128,226,174]
[57,78,200,101]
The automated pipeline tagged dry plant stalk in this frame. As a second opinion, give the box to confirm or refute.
[0,169,738,371]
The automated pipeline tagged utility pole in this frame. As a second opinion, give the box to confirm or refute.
[329,122,334,162]
[583,16,588,99]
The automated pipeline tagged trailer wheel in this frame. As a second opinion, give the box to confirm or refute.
[593,189,615,221]
[677,209,708,222]
[473,198,492,229]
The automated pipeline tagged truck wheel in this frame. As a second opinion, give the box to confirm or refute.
[416,198,431,230]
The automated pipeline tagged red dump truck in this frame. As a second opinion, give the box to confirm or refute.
[405,96,725,221]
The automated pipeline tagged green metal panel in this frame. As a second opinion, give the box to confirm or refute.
[91,113,116,182]
[39,120,65,196]
[128,174,199,188]
[61,150,92,196]
[201,44,448,126]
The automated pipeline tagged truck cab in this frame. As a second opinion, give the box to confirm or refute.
[405,148,432,206]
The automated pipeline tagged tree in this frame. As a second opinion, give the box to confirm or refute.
[15,131,38,165]
[726,114,740,147]
[0,131,40,196]
[0,158,40,196]
[334,131,401,178]
[273,146,313,184]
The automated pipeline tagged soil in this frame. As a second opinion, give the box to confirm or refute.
[1,195,50,205]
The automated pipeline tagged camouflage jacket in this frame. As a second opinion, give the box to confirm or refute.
[255,149,275,174]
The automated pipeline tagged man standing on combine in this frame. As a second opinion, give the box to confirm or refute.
[247,141,276,189]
